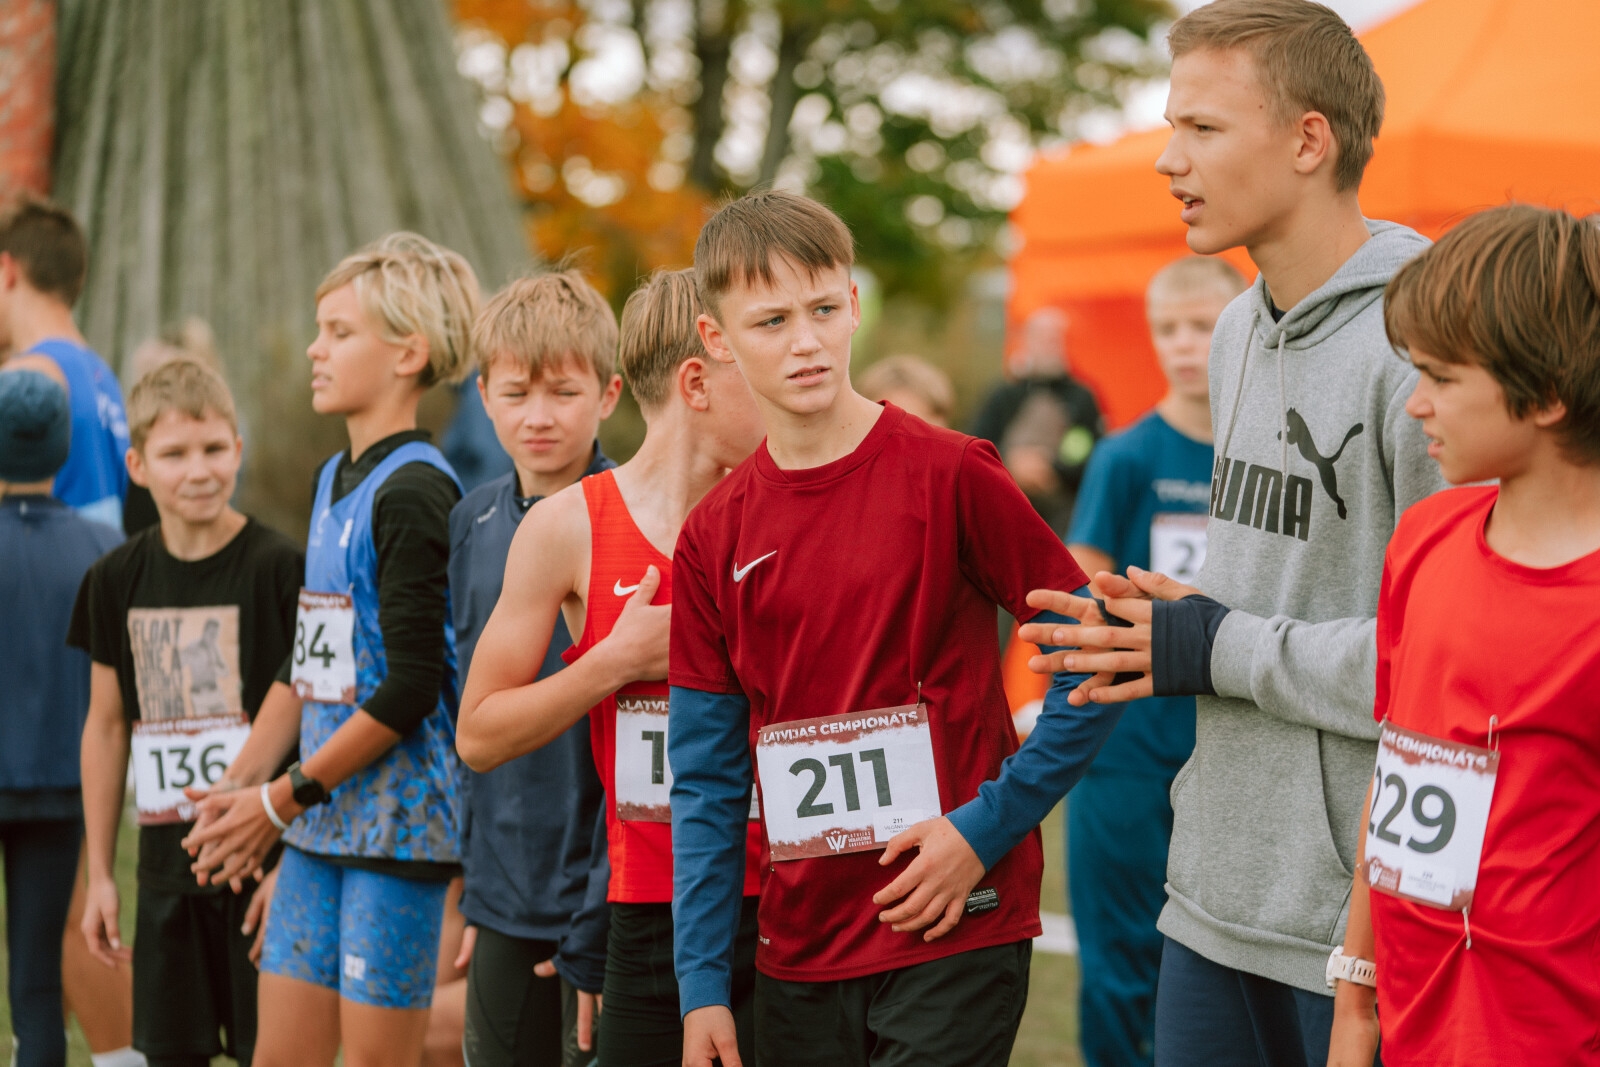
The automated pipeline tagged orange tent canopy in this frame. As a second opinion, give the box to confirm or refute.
[1010,0,1600,428]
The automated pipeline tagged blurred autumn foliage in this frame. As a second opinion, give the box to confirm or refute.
[451,0,1173,305]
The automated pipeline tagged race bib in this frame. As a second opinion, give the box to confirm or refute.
[756,704,942,861]
[615,695,761,822]
[1362,720,1499,910]
[130,714,252,825]
[1150,513,1208,584]
[291,590,356,704]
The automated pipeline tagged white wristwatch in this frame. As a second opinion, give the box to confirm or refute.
[1326,945,1377,989]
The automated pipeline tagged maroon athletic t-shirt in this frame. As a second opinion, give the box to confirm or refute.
[671,403,1087,982]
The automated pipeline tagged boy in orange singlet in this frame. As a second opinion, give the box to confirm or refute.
[457,269,767,1067]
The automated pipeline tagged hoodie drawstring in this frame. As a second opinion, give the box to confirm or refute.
[1218,318,1257,462]
[1277,331,1289,480]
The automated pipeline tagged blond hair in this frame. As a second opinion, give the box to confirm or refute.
[473,271,618,387]
[694,191,854,317]
[1147,256,1249,310]
[316,232,480,387]
[619,269,706,408]
[127,358,238,451]
[857,355,955,425]
[1169,0,1384,191]
[1385,204,1600,465]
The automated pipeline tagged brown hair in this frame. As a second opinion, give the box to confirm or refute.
[619,269,706,408]
[694,191,854,317]
[856,355,955,425]
[127,357,239,452]
[1147,256,1250,309]
[473,271,618,387]
[316,232,480,387]
[1168,0,1384,191]
[1385,204,1600,465]
[0,193,88,306]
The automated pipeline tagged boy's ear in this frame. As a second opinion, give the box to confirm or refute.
[599,373,623,419]
[395,334,431,379]
[125,446,150,489]
[1532,397,1569,430]
[1291,109,1339,180]
[697,312,737,366]
[678,356,713,413]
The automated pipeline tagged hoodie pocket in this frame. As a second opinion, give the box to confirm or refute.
[1170,705,1358,944]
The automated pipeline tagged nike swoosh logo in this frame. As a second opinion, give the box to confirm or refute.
[614,580,641,596]
[732,551,776,582]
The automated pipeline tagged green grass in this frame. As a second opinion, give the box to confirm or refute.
[1,800,1081,1065]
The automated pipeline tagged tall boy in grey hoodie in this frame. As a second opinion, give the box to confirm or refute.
[892,3,1447,1065]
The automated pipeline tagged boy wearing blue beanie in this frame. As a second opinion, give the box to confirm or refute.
[0,363,123,1067]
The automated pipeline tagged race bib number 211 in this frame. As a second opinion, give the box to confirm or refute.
[755,704,942,861]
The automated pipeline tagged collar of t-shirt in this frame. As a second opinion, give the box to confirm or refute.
[332,429,433,504]
[512,440,613,517]
[753,403,900,485]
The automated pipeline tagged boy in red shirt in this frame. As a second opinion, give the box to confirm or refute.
[668,191,1121,1067]
[457,268,767,1067]
[1326,204,1600,1066]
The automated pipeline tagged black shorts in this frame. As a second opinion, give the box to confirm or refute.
[754,939,1032,1067]
[599,898,758,1067]
[132,884,260,1066]
[465,925,589,1067]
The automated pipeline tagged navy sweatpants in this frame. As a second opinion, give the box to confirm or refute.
[0,818,82,1067]
[1154,937,1381,1067]
[1066,771,1174,1067]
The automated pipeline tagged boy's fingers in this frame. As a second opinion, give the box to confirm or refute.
[1089,571,1143,600]
[923,899,967,942]
[1126,565,1200,602]
[1084,676,1156,704]
[1023,588,1100,621]
[631,565,660,605]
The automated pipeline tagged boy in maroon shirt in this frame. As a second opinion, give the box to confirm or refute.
[667,191,1123,1067]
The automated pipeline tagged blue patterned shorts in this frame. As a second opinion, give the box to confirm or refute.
[259,846,448,1009]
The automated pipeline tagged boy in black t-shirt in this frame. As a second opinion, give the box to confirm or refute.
[72,359,302,1067]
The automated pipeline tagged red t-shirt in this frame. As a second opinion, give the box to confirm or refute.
[671,404,1087,981]
[1371,486,1600,1065]
[564,470,763,903]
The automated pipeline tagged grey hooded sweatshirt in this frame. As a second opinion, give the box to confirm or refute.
[1157,220,1448,994]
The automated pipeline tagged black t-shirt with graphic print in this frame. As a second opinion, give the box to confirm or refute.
[68,518,303,895]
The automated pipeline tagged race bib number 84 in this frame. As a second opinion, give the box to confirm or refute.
[131,714,251,825]
[291,589,356,704]
[756,704,942,861]
[1362,720,1499,910]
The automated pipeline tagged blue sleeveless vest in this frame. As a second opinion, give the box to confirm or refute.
[284,442,464,863]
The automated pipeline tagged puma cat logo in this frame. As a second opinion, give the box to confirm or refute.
[1280,408,1363,519]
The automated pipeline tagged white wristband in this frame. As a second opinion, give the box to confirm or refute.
[260,783,290,832]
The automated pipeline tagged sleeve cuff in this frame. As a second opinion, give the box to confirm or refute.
[553,955,605,996]
[1209,608,1264,702]
[946,797,1007,871]
[677,968,733,1017]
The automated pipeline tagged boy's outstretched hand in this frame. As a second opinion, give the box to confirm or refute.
[872,816,986,942]
[1018,566,1202,705]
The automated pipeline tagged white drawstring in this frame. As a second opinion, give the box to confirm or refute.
[1277,331,1289,480]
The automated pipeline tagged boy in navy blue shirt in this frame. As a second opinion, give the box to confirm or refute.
[451,272,621,1066]
[0,364,122,1067]
[1063,256,1245,1067]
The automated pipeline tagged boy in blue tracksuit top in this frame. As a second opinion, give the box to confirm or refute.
[0,367,122,1067]
[451,272,622,1066]
[0,196,129,530]
[1063,257,1245,1067]
[184,233,481,1066]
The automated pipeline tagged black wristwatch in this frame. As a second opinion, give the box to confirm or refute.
[287,762,330,807]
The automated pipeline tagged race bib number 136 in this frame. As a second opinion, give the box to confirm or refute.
[1362,720,1499,910]
[755,704,942,861]
[131,714,251,825]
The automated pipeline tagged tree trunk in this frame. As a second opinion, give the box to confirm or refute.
[688,0,730,193]
[756,20,809,189]
[51,0,534,532]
